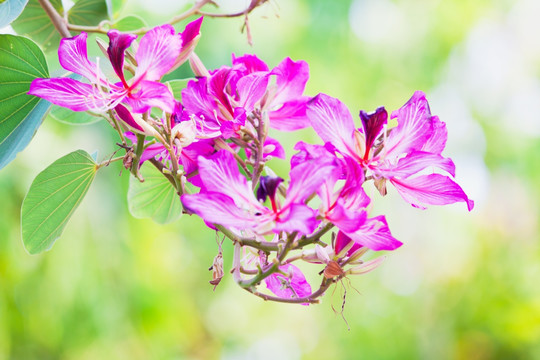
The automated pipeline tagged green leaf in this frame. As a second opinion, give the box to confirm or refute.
[0,0,29,28]
[111,15,147,32]
[0,34,50,170]
[106,0,125,19]
[68,0,109,27]
[128,163,182,225]
[166,79,194,101]
[21,150,98,254]
[49,105,101,125]
[11,0,63,51]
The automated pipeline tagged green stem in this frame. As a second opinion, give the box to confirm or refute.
[215,225,279,252]
[131,133,145,181]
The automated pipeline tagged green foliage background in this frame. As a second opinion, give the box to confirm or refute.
[1,0,540,358]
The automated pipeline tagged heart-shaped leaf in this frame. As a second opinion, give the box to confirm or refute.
[0,0,29,28]
[11,0,63,51]
[22,150,98,254]
[0,34,50,170]
[128,163,182,224]
[111,15,147,32]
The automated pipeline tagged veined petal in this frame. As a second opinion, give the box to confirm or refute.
[133,25,182,84]
[377,151,456,178]
[59,32,107,85]
[245,137,285,160]
[291,141,336,169]
[274,203,320,235]
[421,115,447,154]
[334,231,362,258]
[265,264,312,303]
[307,94,358,159]
[125,80,175,113]
[29,78,110,111]
[232,53,269,73]
[235,72,270,112]
[390,174,474,211]
[327,199,367,233]
[359,106,387,151]
[198,150,263,210]
[269,97,311,131]
[181,192,260,229]
[107,30,137,86]
[182,78,222,137]
[385,91,433,158]
[286,157,337,205]
[271,57,309,106]
[346,215,402,251]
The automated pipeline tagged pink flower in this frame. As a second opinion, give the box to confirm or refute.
[29,20,203,114]
[181,54,311,138]
[181,150,337,235]
[306,91,474,211]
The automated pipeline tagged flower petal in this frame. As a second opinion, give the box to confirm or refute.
[271,57,309,106]
[133,25,182,84]
[377,151,456,178]
[173,17,203,68]
[232,53,269,73]
[269,97,311,131]
[385,91,433,157]
[359,106,387,152]
[235,72,270,112]
[59,32,107,85]
[265,264,312,303]
[107,30,137,86]
[29,77,111,111]
[307,93,358,159]
[181,192,260,229]
[286,157,337,205]
[346,215,402,251]
[124,80,175,113]
[274,203,320,235]
[421,115,447,154]
[198,150,263,210]
[390,174,474,211]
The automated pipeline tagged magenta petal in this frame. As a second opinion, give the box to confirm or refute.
[346,215,402,251]
[327,200,367,233]
[334,231,362,257]
[421,115,447,154]
[291,141,336,169]
[265,264,312,303]
[359,106,387,151]
[181,17,203,44]
[286,158,337,204]
[115,104,144,132]
[274,203,320,235]
[385,91,433,157]
[271,57,309,106]
[125,80,175,113]
[232,53,269,73]
[29,78,110,111]
[390,174,474,211]
[107,30,137,86]
[59,32,107,85]
[245,137,285,160]
[378,151,456,178]
[198,150,262,210]
[181,192,259,229]
[269,97,311,131]
[133,25,182,83]
[307,94,358,159]
[236,72,270,112]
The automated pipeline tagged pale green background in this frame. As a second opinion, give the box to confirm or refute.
[1,0,540,358]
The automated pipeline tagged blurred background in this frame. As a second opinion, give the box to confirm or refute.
[1,0,540,358]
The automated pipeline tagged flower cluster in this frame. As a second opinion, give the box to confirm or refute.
[29,19,473,304]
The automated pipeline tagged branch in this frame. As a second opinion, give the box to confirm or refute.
[37,0,71,37]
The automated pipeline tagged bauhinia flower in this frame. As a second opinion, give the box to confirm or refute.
[181,54,311,138]
[306,91,474,210]
[292,142,401,251]
[29,19,203,114]
[181,149,337,235]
